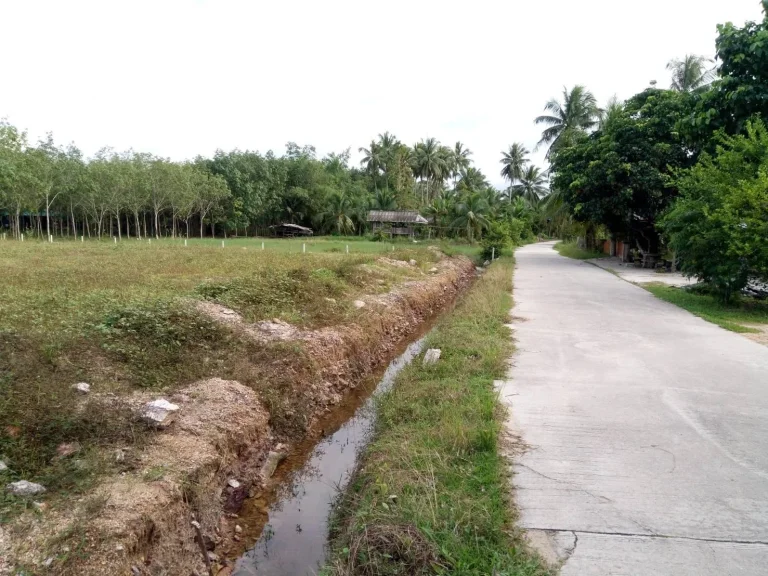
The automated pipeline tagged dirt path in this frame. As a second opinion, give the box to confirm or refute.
[498,241,768,575]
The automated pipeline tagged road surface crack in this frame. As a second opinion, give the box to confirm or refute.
[527,528,768,547]
[516,463,613,503]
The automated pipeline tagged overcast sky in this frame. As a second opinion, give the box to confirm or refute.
[1,0,764,188]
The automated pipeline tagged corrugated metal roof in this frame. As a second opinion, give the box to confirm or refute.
[367,210,428,224]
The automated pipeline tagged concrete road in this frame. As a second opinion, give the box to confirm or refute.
[499,242,768,575]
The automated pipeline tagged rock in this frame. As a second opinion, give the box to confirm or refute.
[423,349,441,365]
[324,297,336,304]
[115,543,125,552]
[0,460,7,472]
[207,552,219,562]
[483,260,490,267]
[234,524,243,534]
[55,442,80,460]
[72,382,91,394]
[131,566,142,576]
[475,267,485,273]
[6,480,46,497]
[428,267,438,273]
[353,300,366,309]
[43,557,54,567]
[115,448,127,462]
[32,501,48,512]
[260,449,288,480]
[227,478,241,489]
[141,399,180,427]
[409,259,417,266]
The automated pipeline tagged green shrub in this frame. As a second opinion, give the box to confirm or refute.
[480,221,512,260]
[661,120,768,302]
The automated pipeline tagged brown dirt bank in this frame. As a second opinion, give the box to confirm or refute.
[1,254,475,576]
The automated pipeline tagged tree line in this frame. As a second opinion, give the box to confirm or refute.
[537,2,768,300]
[0,121,553,241]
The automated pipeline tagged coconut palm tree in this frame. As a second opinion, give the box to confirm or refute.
[534,85,600,158]
[500,143,530,191]
[370,188,397,210]
[451,192,490,242]
[666,54,715,93]
[511,165,549,206]
[452,142,472,188]
[457,166,488,192]
[412,138,448,203]
[319,191,355,235]
[358,141,383,192]
[599,95,624,130]
[424,193,452,235]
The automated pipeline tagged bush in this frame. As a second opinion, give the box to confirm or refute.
[661,120,768,302]
[480,221,511,260]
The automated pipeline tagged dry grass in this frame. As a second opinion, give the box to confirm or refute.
[0,240,438,522]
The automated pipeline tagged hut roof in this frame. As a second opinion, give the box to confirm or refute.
[367,210,428,224]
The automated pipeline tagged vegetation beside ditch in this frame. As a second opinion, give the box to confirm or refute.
[325,257,548,576]
[643,283,768,333]
[0,240,450,524]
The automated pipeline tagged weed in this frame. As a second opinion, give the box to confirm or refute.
[325,258,549,576]
[643,283,768,332]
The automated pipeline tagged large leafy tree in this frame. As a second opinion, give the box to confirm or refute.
[666,54,715,93]
[687,5,768,141]
[535,85,600,158]
[661,120,768,301]
[552,88,696,249]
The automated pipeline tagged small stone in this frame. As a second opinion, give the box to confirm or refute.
[115,448,127,462]
[115,544,125,552]
[483,260,490,266]
[234,525,242,534]
[43,557,54,567]
[409,259,417,266]
[55,442,80,460]
[6,480,46,496]
[428,267,438,273]
[33,501,48,512]
[353,300,366,309]
[324,297,336,304]
[475,267,485,273]
[423,349,441,365]
[260,449,288,480]
[0,460,7,472]
[227,478,241,489]
[207,552,219,562]
[141,399,180,428]
[72,382,90,394]
[131,566,142,576]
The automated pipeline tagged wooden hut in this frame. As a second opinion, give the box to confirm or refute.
[367,210,428,238]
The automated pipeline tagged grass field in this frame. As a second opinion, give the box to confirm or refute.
[643,283,768,333]
[553,240,607,260]
[0,237,480,522]
[324,258,549,576]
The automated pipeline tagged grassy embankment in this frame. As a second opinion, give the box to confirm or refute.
[324,257,548,576]
[643,283,768,333]
[0,237,473,522]
[553,240,607,260]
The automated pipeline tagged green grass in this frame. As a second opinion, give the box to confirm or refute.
[643,283,768,333]
[553,240,607,260]
[324,258,548,576]
[0,237,473,521]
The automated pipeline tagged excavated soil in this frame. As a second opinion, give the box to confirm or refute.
[0,254,475,576]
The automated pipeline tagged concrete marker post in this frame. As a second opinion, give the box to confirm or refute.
[492,247,495,261]
[184,238,187,247]
[21,234,24,242]
[221,240,225,248]
[114,237,117,244]
[303,243,306,254]
[346,244,349,254]
[261,241,265,251]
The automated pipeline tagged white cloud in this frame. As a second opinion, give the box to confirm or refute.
[1,0,763,187]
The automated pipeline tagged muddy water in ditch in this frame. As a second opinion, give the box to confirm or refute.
[231,335,429,576]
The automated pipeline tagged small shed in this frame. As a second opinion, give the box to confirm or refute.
[367,210,428,237]
[270,223,314,237]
